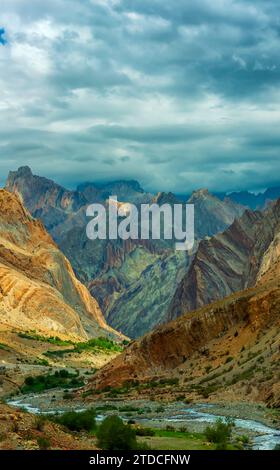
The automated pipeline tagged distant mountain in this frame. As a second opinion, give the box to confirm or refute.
[216,186,280,210]
[78,180,151,205]
[187,189,245,238]
[168,200,280,321]
[5,167,247,338]
[0,189,120,341]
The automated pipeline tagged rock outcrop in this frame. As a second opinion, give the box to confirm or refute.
[168,201,280,321]
[0,189,120,341]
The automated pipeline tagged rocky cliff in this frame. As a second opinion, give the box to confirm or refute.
[83,255,280,407]
[168,201,280,321]
[0,189,120,341]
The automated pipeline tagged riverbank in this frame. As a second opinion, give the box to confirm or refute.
[6,391,280,450]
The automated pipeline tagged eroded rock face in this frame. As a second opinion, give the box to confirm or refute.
[84,267,280,396]
[0,190,120,341]
[187,189,245,239]
[5,167,247,338]
[80,203,280,402]
[168,201,280,321]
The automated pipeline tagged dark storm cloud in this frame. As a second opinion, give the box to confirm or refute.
[0,0,280,192]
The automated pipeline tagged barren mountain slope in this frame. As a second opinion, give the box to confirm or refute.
[0,189,120,341]
[168,201,280,321]
[82,241,280,407]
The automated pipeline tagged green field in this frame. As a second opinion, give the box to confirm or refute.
[138,429,216,450]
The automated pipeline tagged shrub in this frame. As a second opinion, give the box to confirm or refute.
[63,392,74,400]
[97,415,137,450]
[127,419,136,425]
[135,427,155,437]
[175,394,185,402]
[225,356,234,364]
[204,418,235,446]
[55,408,96,432]
[239,434,250,445]
[37,437,51,450]
[155,405,165,413]
[119,405,139,413]
[179,426,188,433]
[215,441,228,450]
[165,425,175,431]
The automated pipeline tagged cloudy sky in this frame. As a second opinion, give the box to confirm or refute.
[1,0,280,193]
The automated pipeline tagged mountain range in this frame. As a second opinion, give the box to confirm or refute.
[1,166,280,410]
[83,209,280,407]
[6,166,247,338]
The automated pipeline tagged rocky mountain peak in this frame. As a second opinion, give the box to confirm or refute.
[188,188,210,201]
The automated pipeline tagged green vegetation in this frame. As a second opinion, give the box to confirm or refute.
[204,418,235,449]
[54,408,96,432]
[135,427,155,437]
[119,404,140,413]
[37,436,51,450]
[33,358,50,367]
[74,337,123,353]
[99,377,180,397]
[225,356,234,364]
[18,331,73,346]
[155,405,165,413]
[0,342,11,351]
[95,404,118,412]
[148,377,179,388]
[97,415,137,450]
[41,407,245,451]
[138,428,216,451]
[21,370,84,394]
[227,365,255,386]
[44,337,123,358]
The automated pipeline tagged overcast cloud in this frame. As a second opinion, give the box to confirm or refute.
[1,0,280,193]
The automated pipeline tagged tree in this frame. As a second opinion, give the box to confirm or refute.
[97,415,137,450]
[204,417,235,448]
[56,408,96,432]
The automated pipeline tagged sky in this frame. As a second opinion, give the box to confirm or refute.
[0,0,280,193]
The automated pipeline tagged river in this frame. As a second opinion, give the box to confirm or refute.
[7,396,280,450]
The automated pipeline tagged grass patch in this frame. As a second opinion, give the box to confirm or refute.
[139,428,216,451]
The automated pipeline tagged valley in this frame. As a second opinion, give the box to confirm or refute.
[4,393,280,450]
[0,167,280,451]
[5,167,246,338]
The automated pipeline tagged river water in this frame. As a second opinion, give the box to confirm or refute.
[166,404,280,450]
[7,397,280,450]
